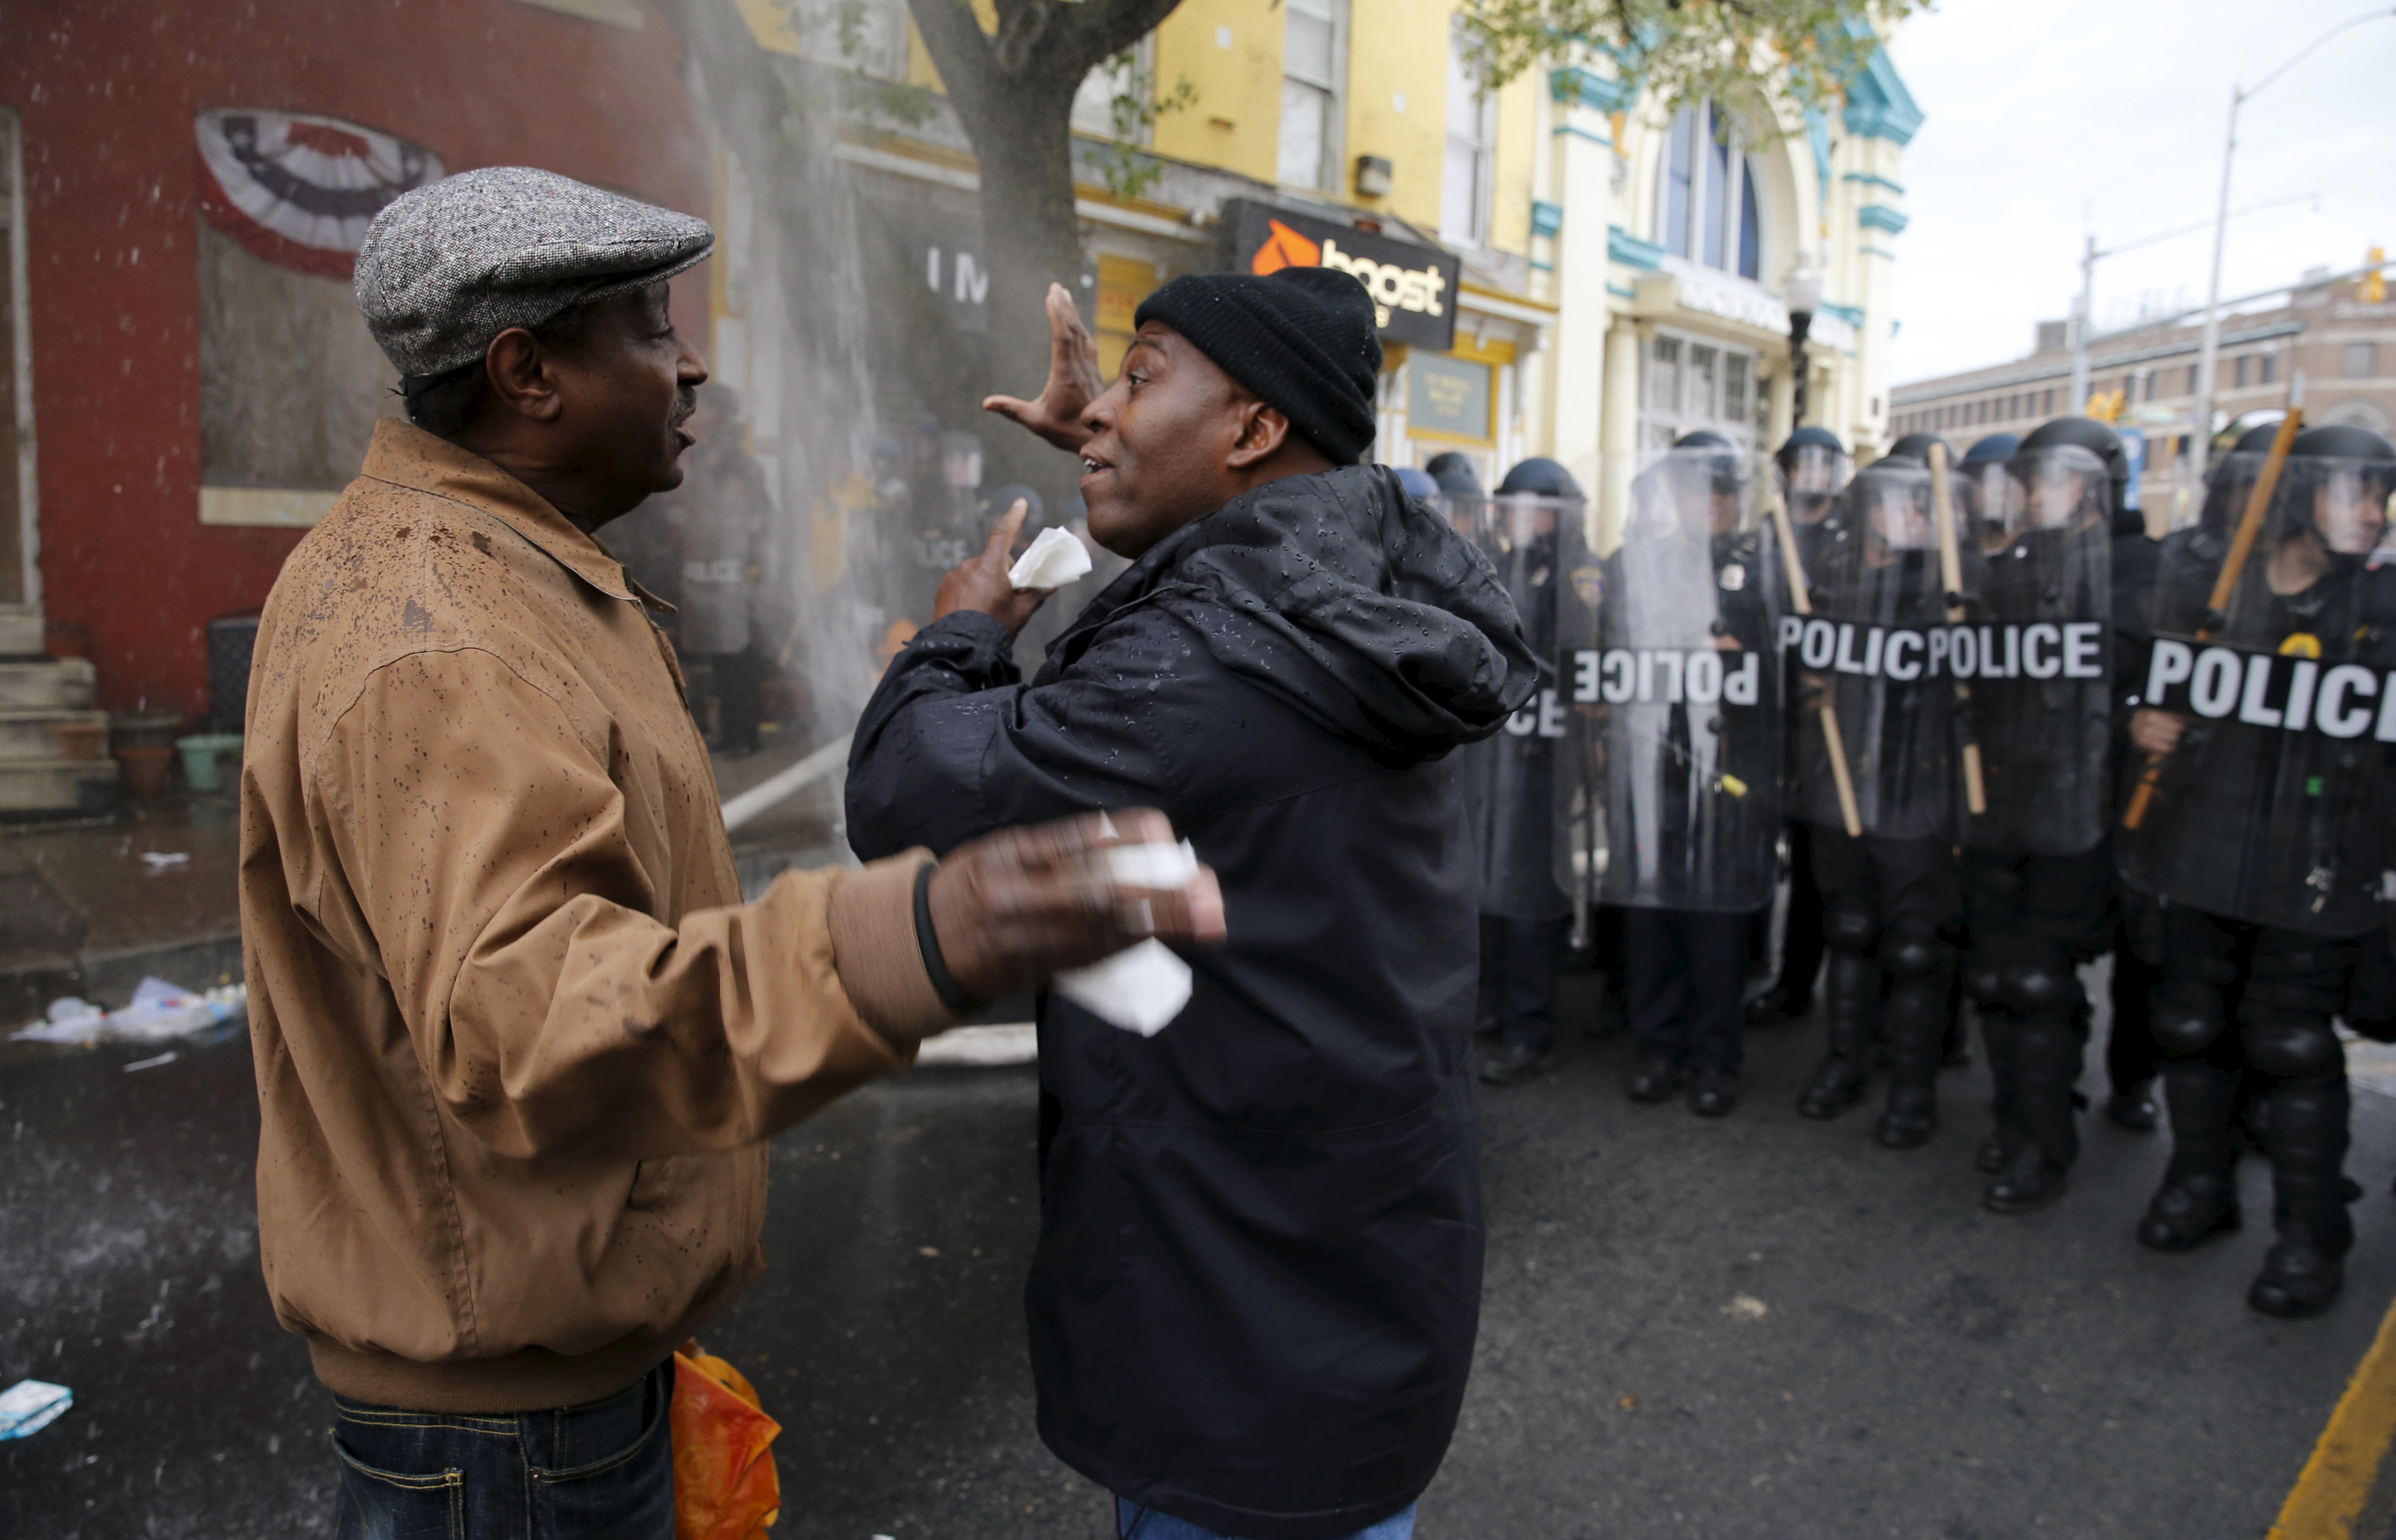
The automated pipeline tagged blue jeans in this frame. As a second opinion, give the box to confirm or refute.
[1116,1498,1419,1540]
[330,1360,674,1539]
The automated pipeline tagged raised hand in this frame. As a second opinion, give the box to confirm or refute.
[982,282,1104,454]
[927,808,1228,1003]
[932,498,1049,637]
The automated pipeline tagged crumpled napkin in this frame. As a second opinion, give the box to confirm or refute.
[1008,526,1093,591]
[1054,839,1198,1037]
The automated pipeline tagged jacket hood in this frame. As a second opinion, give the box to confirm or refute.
[1055,464,1541,761]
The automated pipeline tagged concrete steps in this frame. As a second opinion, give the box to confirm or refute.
[0,660,121,816]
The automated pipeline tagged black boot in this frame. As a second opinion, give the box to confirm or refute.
[2138,1061,2243,1251]
[2251,1075,2355,1319]
[1984,1015,2082,1213]
[1977,1010,2022,1174]
[1874,968,1949,1151]
[1798,952,1878,1119]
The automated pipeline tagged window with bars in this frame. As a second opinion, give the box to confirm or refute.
[1655,103,1763,282]
[1278,0,1345,192]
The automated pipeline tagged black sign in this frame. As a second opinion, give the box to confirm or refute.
[2144,634,2396,741]
[1223,198,1460,351]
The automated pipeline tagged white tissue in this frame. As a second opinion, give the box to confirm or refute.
[1008,525,1093,591]
[1053,837,1204,1036]
[1057,939,1193,1037]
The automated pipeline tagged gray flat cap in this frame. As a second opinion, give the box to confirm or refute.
[354,166,714,381]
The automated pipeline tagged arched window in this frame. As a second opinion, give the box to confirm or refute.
[1656,102,1762,282]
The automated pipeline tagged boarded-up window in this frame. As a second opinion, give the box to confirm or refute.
[198,218,399,522]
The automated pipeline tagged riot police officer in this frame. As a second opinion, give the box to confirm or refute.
[1563,432,1787,1114]
[1470,457,1580,1086]
[1788,450,1965,1147]
[2119,424,2396,1315]
[1954,419,2123,1212]
[1748,427,1853,1027]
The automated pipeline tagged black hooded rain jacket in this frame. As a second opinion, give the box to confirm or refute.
[847,464,1539,1539]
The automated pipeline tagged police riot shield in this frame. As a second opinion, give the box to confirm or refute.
[2116,434,2396,934]
[1555,444,1786,912]
[1954,441,2114,855]
[1784,455,1965,841]
[1456,489,1574,920]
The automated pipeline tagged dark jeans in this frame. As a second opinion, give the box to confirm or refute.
[331,1361,674,1540]
[1625,907,1748,1074]
[1480,913,1564,1054]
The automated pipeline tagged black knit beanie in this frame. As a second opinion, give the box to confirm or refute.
[1134,267,1383,463]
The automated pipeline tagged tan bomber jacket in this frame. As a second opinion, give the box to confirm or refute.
[240,420,949,1412]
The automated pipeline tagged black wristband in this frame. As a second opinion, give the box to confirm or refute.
[913,860,981,1013]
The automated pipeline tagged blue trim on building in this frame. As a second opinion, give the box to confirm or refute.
[1862,244,1898,261]
[1530,200,1563,238]
[1838,19,1925,145]
[1859,204,1910,235]
[1549,65,1636,114]
[1608,283,1638,300]
[1531,260,1557,273]
[1802,107,1832,207]
[1820,302,1865,328]
[1842,172,1905,195]
[1608,224,1666,272]
[1551,123,1612,147]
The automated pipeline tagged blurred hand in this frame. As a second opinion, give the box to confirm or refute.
[2130,708,2187,756]
[982,283,1103,454]
[933,499,1048,637]
[928,808,1227,1002]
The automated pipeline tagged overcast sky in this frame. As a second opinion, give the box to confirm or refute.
[1885,0,2396,385]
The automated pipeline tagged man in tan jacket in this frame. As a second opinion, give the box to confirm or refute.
[241,167,1220,1539]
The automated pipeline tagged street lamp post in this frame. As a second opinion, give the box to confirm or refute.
[1784,254,1825,431]
[2189,5,2396,484]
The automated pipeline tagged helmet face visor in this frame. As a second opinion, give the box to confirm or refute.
[1960,463,2025,545]
[1855,465,1937,551]
[1634,447,1756,539]
[2311,462,2395,555]
[2005,443,2107,538]
[1779,443,1853,505]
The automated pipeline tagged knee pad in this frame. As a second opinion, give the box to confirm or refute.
[1881,915,1949,981]
[2006,955,2083,1016]
[2243,1017,2343,1081]
[2151,984,2227,1058]
[2247,941,2356,1017]
[1962,953,2008,1008]
[1824,898,1878,957]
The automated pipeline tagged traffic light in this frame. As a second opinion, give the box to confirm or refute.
[2365,245,2386,305]
[2084,389,2126,424]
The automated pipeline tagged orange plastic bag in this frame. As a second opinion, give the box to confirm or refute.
[671,1345,781,1540]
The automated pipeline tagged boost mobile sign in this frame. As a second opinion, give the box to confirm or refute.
[1224,198,1459,351]
[2144,635,2396,741]
[1776,616,2108,682]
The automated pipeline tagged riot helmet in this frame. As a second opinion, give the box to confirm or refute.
[979,482,1045,541]
[1850,455,1938,553]
[2003,421,2114,547]
[1955,434,2022,549]
[2194,423,2287,541]
[1776,426,1851,525]
[2277,424,2396,559]
[1392,466,1440,502]
[1493,456,1581,545]
[1426,451,1486,498]
[1886,432,1952,465]
[2016,417,2129,527]
[1630,433,1749,541]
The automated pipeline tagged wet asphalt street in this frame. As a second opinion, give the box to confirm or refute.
[6,967,2394,1539]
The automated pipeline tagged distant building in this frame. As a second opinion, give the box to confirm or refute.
[1890,266,2396,524]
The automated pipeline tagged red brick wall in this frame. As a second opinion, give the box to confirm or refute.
[2,0,710,715]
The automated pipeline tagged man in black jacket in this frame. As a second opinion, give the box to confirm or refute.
[847,273,1539,1540]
